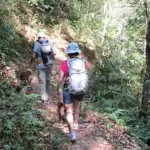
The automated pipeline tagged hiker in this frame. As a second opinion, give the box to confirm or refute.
[31,32,55,103]
[56,42,88,141]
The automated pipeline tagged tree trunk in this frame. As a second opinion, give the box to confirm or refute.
[140,21,150,116]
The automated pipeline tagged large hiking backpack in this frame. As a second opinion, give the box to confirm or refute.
[67,58,88,94]
[40,40,53,65]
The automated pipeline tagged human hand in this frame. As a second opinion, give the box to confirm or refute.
[56,90,61,96]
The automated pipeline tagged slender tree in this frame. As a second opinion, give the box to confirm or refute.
[140,0,150,117]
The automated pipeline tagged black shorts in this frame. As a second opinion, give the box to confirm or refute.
[62,88,84,104]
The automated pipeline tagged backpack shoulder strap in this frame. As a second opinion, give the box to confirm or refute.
[67,57,85,67]
[67,58,76,67]
[67,58,75,76]
[67,59,70,75]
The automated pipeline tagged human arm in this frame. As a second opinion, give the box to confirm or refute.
[56,61,66,95]
[51,41,56,60]
[85,61,89,70]
[30,52,36,64]
[56,70,64,95]
[30,42,39,64]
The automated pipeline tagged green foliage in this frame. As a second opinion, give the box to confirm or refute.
[0,80,47,149]
[75,0,149,145]
[0,0,31,63]
[87,28,147,143]
[0,21,21,60]
[51,131,68,150]
[67,0,82,24]
[0,19,32,64]
[24,0,67,25]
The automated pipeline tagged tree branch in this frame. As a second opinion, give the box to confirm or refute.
[144,0,149,19]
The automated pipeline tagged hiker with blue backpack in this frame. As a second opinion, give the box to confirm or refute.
[56,42,88,142]
[31,32,55,103]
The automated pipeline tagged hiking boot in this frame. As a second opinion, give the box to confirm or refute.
[43,101,48,104]
[41,94,49,104]
[70,130,76,142]
[73,123,79,130]
[41,99,49,104]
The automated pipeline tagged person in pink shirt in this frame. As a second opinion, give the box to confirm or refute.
[57,42,88,142]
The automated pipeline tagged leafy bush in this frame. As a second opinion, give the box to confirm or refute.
[0,80,48,149]
[86,37,147,144]
[82,1,148,143]
[0,21,21,60]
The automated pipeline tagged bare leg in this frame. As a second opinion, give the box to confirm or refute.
[73,99,80,124]
[63,91,76,141]
[65,104,74,131]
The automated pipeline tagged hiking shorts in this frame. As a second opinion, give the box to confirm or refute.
[62,88,84,104]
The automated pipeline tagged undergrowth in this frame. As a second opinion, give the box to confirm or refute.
[51,131,68,150]
[0,20,32,65]
[0,80,51,150]
[85,48,149,145]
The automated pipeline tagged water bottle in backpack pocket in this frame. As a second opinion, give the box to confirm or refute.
[40,40,53,65]
[67,58,88,94]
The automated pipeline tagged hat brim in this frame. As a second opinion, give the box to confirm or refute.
[65,48,81,54]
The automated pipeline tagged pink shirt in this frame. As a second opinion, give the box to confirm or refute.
[60,60,69,80]
[60,60,88,83]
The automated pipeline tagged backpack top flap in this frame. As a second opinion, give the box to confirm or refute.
[67,58,86,75]
[40,41,52,54]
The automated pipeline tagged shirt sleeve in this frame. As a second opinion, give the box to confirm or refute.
[60,61,65,73]
[33,42,40,53]
[60,60,68,74]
